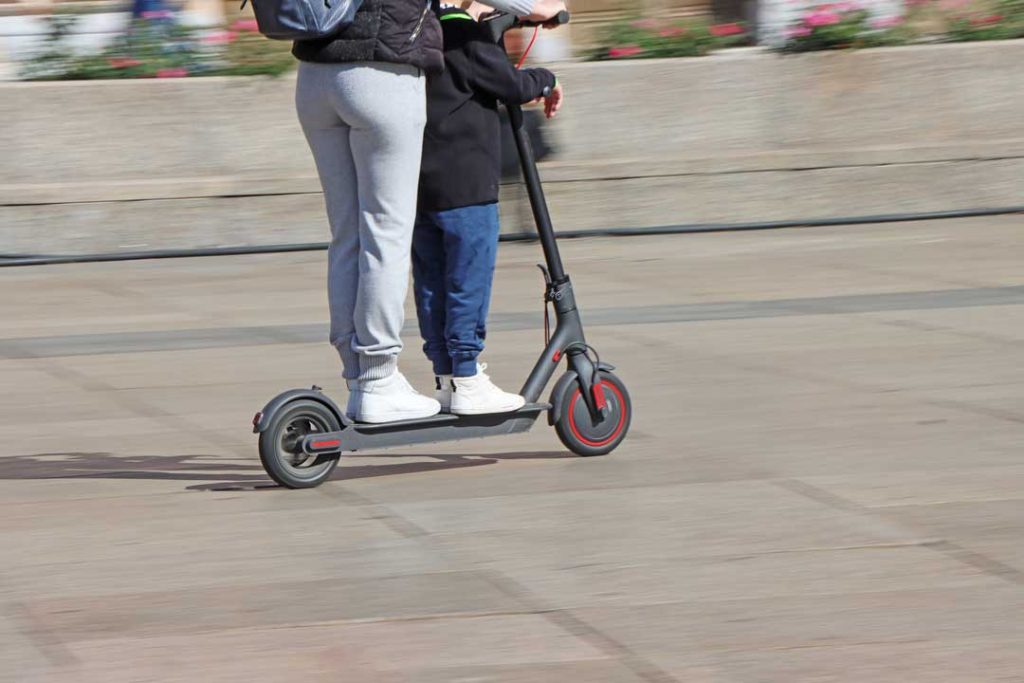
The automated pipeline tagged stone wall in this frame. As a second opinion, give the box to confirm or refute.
[2,39,1022,255]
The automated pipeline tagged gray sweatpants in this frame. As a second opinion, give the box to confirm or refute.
[295,61,426,381]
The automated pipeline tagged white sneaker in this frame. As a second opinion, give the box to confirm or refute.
[355,371,441,424]
[450,364,526,416]
[435,375,453,413]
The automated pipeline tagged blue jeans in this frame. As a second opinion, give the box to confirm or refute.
[412,203,500,377]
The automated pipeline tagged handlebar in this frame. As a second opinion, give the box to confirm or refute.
[515,10,571,28]
[479,9,570,42]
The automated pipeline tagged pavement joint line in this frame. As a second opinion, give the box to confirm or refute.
[773,479,1024,588]
[877,318,1024,349]
[315,486,432,538]
[607,326,881,394]
[817,258,995,292]
[7,601,78,668]
[475,569,684,683]
[773,478,867,513]
[2,284,1023,359]
[919,398,1024,425]
[31,357,254,456]
[919,540,1024,586]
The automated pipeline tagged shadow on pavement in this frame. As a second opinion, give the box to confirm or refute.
[189,451,573,491]
[0,452,267,483]
[0,450,571,490]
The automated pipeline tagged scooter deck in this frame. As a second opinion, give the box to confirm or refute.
[303,402,550,454]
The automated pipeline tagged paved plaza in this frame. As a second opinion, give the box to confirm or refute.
[1,216,1023,681]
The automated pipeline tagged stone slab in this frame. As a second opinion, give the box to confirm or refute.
[1,219,1024,680]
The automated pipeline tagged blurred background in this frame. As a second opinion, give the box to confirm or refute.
[2,0,1022,256]
[2,1,1024,681]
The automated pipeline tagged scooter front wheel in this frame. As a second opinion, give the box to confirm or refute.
[552,370,632,457]
[259,399,341,488]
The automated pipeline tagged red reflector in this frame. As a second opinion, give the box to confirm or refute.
[553,349,562,362]
[593,383,607,411]
[252,412,262,427]
[311,439,341,449]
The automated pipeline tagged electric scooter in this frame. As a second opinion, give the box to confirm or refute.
[252,11,631,489]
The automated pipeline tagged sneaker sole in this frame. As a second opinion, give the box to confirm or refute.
[356,407,441,424]
[450,400,527,416]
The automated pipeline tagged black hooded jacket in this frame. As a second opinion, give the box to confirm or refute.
[418,7,555,212]
[292,0,444,75]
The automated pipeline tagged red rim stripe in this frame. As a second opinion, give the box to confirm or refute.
[567,380,628,448]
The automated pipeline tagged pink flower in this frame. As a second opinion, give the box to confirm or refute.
[709,22,743,36]
[108,57,142,68]
[787,26,812,38]
[805,10,841,26]
[871,16,902,28]
[231,18,260,32]
[970,14,1003,25]
[201,30,236,45]
[608,44,643,58]
[141,10,173,19]
[630,18,658,30]
[658,27,686,37]
[156,67,189,78]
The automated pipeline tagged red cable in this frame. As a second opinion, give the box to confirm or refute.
[516,26,540,69]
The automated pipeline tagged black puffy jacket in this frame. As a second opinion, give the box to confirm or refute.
[291,0,444,75]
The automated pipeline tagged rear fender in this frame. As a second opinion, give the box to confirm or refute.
[252,387,349,433]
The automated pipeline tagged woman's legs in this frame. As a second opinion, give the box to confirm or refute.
[296,61,426,383]
[296,61,438,422]
[295,61,361,378]
[337,63,427,381]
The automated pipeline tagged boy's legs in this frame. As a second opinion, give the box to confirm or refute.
[411,211,454,377]
[434,203,525,415]
[436,203,501,376]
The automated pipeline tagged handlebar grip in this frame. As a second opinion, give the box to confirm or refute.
[516,10,571,28]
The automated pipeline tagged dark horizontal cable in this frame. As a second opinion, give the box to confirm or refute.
[1,206,1021,268]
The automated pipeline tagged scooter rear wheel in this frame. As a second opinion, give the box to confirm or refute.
[259,399,341,489]
[552,370,631,457]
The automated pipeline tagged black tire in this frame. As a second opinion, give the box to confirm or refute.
[551,370,632,457]
[258,399,342,489]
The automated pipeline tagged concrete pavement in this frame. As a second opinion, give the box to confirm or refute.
[1,215,1023,681]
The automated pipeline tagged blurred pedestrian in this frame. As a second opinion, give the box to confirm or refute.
[292,0,565,423]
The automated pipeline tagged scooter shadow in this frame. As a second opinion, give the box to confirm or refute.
[188,450,573,492]
[0,450,571,490]
[0,452,264,483]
